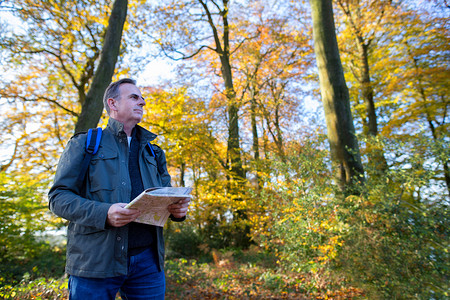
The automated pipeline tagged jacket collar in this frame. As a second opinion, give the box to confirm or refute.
[107,118,157,143]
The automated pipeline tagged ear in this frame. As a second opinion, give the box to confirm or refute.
[107,98,118,112]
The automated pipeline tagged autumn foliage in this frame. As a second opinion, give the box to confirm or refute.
[0,0,448,299]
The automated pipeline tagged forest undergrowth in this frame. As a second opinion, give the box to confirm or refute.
[0,246,365,300]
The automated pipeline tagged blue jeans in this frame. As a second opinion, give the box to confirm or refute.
[68,248,165,300]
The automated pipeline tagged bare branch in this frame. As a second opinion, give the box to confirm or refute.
[230,29,261,55]
[159,43,215,60]
[42,49,80,90]
[13,95,79,116]
[198,0,224,54]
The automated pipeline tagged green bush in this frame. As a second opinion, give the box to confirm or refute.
[0,277,68,300]
[0,240,65,287]
[0,172,66,288]
[165,223,205,259]
[257,136,449,299]
[335,197,449,299]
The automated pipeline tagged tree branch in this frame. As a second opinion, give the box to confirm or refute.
[198,0,224,54]
[158,43,215,60]
[18,95,79,116]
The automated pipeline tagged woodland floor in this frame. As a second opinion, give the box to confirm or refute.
[1,247,365,299]
[164,247,364,300]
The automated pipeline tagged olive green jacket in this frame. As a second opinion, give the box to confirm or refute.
[49,118,183,278]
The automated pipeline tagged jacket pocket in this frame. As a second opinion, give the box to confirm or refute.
[142,151,161,186]
[69,222,105,235]
[89,147,119,192]
[144,152,158,168]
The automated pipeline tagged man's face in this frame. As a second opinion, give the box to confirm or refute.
[112,83,146,125]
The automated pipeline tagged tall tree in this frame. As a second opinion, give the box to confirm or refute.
[74,0,128,133]
[146,0,246,182]
[335,0,388,137]
[310,0,364,189]
[221,2,314,185]
[336,0,392,172]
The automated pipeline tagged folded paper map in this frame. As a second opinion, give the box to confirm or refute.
[125,187,192,227]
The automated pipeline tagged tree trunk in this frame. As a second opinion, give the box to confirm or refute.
[220,6,245,182]
[357,42,377,136]
[180,161,186,187]
[198,0,248,247]
[250,86,261,189]
[198,0,245,182]
[336,0,389,174]
[310,0,365,190]
[274,103,286,161]
[357,40,388,173]
[74,0,128,133]
[223,69,245,181]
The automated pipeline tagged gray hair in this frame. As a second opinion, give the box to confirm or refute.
[103,78,137,115]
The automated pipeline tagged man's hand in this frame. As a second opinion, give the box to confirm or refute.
[168,197,191,219]
[106,203,140,227]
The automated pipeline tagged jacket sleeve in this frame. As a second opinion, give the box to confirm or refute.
[48,135,110,230]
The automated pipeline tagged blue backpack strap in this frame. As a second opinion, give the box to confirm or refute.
[76,127,102,186]
[147,142,156,158]
[147,142,165,175]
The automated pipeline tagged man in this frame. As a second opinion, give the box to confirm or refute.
[49,78,190,299]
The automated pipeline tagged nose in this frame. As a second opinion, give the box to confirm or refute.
[139,96,145,107]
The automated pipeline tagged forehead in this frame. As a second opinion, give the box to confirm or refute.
[118,83,141,97]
